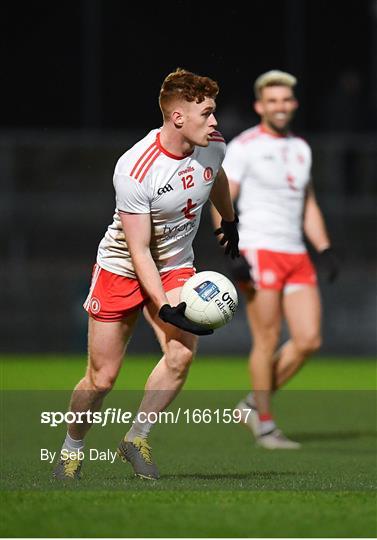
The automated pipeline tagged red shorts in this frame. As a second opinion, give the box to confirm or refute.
[243,249,317,291]
[83,264,195,322]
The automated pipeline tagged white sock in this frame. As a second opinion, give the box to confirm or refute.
[62,432,84,453]
[260,419,276,436]
[125,415,155,441]
[245,392,257,409]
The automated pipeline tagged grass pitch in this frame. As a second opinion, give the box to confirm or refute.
[0,355,376,537]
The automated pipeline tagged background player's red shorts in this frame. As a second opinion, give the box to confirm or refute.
[83,264,195,322]
[243,249,317,291]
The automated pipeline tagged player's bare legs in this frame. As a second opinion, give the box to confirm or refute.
[128,286,197,430]
[246,289,282,416]
[272,286,322,389]
[53,313,138,479]
[118,287,198,479]
[237,288,301,448]
[237,286,321,449]
[68,313,139,440]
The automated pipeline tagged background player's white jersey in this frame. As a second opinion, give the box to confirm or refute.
[97,129,225,278]
[223,125,312,253]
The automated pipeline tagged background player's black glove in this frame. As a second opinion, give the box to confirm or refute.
[228,254,253,283]
[214,215,240,259]
[318,247,340,283]
[159,303,213,336]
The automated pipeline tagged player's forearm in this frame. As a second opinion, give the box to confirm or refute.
[119,212,168,308]
[210,189,235,222]
[131,251,168,309]
[303,202,331,252]
[210,204,222,230]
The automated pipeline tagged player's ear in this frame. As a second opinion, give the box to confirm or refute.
[172,109,184,128]
[254,100,263,116]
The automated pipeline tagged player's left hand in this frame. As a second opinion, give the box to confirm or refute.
[318,247,340,283]
[214,215,240,259]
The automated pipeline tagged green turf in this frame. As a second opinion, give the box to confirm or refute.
[1,491,375,538]
[1,354,376,390]
[0,355,376,537]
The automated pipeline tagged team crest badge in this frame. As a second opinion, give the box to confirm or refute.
[90,297,101,314]
[203,167,213,181]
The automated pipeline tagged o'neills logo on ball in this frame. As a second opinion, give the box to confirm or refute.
[90,297,101,314]
[203,167,213,181]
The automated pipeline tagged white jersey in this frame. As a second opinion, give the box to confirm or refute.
[223,124,312,253]
[97,129,226,278]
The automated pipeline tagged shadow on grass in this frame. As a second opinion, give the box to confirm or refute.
[162,471,298,480]
[289,430,377,442]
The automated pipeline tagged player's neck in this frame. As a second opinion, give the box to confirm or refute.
[260,121,289,138]
[159,126,194,158]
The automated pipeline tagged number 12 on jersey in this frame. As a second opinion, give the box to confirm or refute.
[181,175,194,190]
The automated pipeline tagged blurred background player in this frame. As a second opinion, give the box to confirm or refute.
[213,70,339,449]
[54,68,239,480]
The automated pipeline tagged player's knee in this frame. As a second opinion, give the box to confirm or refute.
[296,334,322,356]
[88,368,117,394]
[165,342,195,377]
[253,330,280,356]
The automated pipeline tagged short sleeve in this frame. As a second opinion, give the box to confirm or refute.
[222,139,248,185]
[114,173,151,213]
[301,140,312,182]
[218,141,226,166]
[208,135,226,168]
[307,145,312,178]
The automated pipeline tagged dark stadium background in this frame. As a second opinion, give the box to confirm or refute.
[1,0,376,354]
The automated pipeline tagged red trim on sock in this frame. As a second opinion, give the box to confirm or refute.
[259,413,273,422]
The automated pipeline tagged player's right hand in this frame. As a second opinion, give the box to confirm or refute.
[318,247,340,283]
[158,303,214,336]
[228,254,253,283]
[214,215,240,259]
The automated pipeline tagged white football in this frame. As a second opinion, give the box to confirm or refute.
[180,271,238,330]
